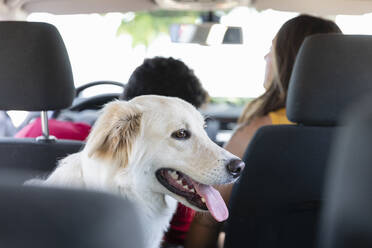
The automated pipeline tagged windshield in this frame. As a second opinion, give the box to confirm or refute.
[28,8,298,99]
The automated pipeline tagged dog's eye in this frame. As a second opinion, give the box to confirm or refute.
[171,129,191,140]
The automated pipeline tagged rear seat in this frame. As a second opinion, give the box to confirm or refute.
[0,21,84,178]
[0,172,144,248]
[224,34,372,248]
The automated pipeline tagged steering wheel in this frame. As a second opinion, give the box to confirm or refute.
[69,81,126,112]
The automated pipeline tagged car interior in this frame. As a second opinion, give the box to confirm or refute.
[1,0,372,247]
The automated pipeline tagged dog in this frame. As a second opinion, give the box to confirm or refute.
[37,95,245,248]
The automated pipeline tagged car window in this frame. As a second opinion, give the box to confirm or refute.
[336,13,372,34]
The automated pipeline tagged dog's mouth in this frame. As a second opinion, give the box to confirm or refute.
[156,168,206,210]
[156,168,228,222]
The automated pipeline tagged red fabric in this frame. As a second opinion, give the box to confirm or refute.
[16,118,193,245]
[15,118,91,141]
[164,203,195,245]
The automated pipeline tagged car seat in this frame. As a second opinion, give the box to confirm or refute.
[0,21,84,178]
[0,172,144,248]
[224,34,372,248]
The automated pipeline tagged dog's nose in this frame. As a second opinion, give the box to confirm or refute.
[226,159,245,178]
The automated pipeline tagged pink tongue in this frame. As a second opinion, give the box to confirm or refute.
[194,183,228,222]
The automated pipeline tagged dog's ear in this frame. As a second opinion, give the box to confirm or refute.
[85,101,142,167]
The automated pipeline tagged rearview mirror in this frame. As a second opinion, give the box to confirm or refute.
[170,23,243,45]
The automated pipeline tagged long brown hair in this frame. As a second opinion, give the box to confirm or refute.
[238,14,342,124]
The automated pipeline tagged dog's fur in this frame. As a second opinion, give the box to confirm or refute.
[37,95,241,248]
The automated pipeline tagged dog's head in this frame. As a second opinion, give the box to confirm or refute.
[85,95,244,222]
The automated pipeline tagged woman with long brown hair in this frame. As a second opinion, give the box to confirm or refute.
[226,14,342,158]
[185,14,342,248]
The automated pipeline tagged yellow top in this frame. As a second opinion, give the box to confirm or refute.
[268,108,293,125]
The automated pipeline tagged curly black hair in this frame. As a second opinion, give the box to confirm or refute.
[121,57,208,108]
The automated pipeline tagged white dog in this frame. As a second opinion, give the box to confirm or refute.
[39,95,244,248]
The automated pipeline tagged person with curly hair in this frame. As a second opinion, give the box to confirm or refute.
[121,56,208,109]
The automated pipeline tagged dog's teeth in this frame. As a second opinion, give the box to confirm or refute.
[170,172,178,180]
[183,185,188,190]
[201,197,206,203]
[190,188,195,193]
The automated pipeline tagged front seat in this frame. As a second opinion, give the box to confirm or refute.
[319,96,372,248]
[223,34,372,248]
[0,173,144,248]
[0,21,84,177]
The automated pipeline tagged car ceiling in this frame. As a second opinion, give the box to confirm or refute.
[5,0,372,15]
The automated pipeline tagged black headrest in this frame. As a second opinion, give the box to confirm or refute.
[287,34,372,126]
[0,21,75,111]
[0,177,144,248]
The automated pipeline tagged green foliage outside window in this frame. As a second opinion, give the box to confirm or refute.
[117,10,201,47]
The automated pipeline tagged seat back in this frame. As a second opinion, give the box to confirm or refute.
[0,21,84,175]
[0,175,144,248]
[319,97,372,248]
[224,34,372,248]
[225,125,337,248]
[0,138,83,178]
